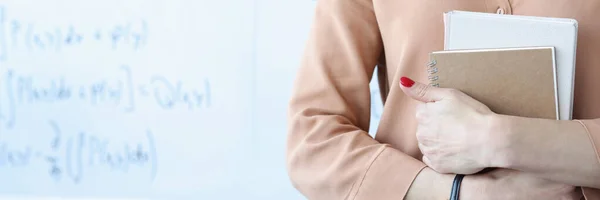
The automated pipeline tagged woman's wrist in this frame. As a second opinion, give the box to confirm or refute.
[456,174,487,200]
[406,169,490,200]
[406,168,455,199]
[482,114,518,169]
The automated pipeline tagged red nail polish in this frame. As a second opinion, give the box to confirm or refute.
[400,76,415,87]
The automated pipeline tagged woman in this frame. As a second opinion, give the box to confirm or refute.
[286,0,600,199]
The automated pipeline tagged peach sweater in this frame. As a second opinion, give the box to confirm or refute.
[286,0,600,199]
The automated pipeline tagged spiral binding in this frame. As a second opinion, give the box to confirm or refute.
[427,59,439,87]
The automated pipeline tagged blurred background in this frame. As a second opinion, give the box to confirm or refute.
[0,1,383,199]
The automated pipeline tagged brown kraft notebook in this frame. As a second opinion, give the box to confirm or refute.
[427,47,558,119]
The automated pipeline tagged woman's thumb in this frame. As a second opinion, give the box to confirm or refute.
[399,76,445,102]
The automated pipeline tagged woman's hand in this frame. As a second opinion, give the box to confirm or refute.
[399,77,502,174]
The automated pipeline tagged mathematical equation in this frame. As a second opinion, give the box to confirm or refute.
[0,6,148,61]
[0,65,212,129]
[0,120,158,184]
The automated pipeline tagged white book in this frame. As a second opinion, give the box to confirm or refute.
[443,10,578,120]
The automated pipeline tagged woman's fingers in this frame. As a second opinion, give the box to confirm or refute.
[399,76,448,103]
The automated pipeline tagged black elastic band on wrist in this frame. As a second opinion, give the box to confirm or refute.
[450,174,465,200]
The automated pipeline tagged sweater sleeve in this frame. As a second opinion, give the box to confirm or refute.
[579,120,600,200]
[285,0,426,199]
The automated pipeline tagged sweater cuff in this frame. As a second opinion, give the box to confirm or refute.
[577,120,600,200]
[349,147,426,200]
[576,120,600,168]
[582,187,600,200]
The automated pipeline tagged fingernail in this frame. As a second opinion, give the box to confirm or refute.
[400,76,415,87]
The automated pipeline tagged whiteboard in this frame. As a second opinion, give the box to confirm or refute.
[0,0,384,199]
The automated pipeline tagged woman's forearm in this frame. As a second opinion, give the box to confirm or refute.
[406,167,582,199]
[490,114,600,188]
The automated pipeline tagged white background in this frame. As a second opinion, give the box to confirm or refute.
[0,0,383,199]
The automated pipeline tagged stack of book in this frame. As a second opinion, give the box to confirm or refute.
[431,11,578,120]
